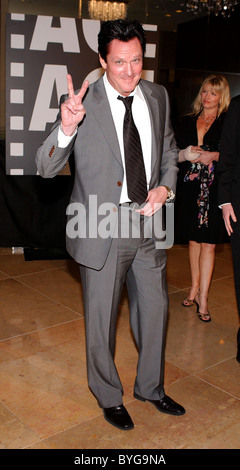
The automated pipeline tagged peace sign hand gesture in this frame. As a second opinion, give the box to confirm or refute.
[60,74,89,136]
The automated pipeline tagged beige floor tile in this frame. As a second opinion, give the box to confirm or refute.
[0,356,97,438]
[196,357,240,399]
[168,376,240,449]
[0,352,87,403]
[164,361,190,385]
[186,418,240,449]
[16,264,84,314]
[209,277,238,313]
[0,278,81,340]
[0,319,85,364]
[0,254,69,277]
[0,322,87,398]
[0,271,10,281]
[212,254,234,280]
[10,390,99,439]
[168,284,181,293]
[0,403,40,449]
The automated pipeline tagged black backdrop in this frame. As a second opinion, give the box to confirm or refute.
[0,140,74,257]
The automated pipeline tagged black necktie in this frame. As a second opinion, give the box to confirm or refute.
[118,95,148,205]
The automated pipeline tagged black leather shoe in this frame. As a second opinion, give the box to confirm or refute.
[134,392,185,416]
[237,328,240,363]
[102,405,134,430]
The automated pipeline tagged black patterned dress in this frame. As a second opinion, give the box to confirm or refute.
[175,113,228,244]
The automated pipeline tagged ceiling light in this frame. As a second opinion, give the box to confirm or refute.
[88,1,128,21]
[181,0,238,17]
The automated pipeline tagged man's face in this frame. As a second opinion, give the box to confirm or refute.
[99,37,143,96]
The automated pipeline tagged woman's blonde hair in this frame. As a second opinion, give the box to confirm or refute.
[191,74,231,117]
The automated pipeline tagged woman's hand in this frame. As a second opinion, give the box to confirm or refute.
[194,151,219,165]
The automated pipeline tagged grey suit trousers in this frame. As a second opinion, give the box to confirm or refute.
[79,206,168,408]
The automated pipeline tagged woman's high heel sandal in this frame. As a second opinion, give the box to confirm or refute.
[182,298,196,307]
[196,302,211,322]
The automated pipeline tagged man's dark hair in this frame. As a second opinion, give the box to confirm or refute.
[98,19,146,61]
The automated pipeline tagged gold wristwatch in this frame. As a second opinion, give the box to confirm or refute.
[164,186,175,202]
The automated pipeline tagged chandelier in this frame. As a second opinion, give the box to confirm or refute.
[88,1,128,21]
[182,0,239,16]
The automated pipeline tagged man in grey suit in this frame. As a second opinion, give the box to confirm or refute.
[36,19,185,430]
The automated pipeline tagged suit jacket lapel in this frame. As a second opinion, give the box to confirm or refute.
[91,77,123,167]
[139,81,163,184]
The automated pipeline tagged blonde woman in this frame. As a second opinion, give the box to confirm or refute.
[176,75,230,322]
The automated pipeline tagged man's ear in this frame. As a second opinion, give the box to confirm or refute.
[99,54,107,70]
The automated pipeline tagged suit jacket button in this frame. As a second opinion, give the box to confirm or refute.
[117,181,122,186]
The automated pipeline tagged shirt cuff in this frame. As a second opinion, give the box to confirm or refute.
[218,202,231,209]
[57,125,77,148]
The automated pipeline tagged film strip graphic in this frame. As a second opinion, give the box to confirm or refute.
[7,14,26,175]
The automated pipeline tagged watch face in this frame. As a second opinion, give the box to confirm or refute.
[166,189,174,201]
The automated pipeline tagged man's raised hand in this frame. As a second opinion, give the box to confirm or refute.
[60,74,89,136]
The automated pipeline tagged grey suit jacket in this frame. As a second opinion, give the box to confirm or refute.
[36,76,178,269]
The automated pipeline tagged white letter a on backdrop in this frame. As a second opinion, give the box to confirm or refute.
[29,65,68,131]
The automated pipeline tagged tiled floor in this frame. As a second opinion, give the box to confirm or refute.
[0,244,239,449]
